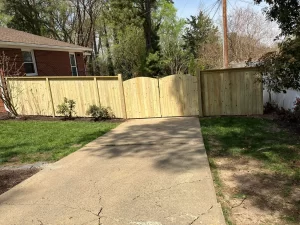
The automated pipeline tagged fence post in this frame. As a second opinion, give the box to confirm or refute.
[118,74,127,119]
[197,69,204,117]
[94,77,101,106]
[46,78,55,117]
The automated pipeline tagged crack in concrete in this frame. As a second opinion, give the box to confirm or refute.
[92,180,104,225]
[188,205,214,225]
[132,179,202,201]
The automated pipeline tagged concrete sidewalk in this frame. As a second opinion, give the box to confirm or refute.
[0,117,225,225]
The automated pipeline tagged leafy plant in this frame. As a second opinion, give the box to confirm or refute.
[263,101,279,114]
[294,97,300,120]
[86,105,114,121]
[56,97,76,119]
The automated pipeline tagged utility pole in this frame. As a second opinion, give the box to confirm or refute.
[222,0,229,68]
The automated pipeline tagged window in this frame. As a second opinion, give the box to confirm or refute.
[69,53,78,76]
[22,50,37,76]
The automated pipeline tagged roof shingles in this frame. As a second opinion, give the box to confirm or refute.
[0,27,91,51]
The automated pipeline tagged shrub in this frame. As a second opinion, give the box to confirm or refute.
[294,97,300,120]
[56,97,76,119]
[86,105,114,121]
[263,101,278,114]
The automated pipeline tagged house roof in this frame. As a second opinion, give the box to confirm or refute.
[0,27,92,52]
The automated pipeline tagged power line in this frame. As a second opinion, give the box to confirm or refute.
[179,0,189,17]
[227,0,235,10]
[206,0,220,16]
[212,0,222,20]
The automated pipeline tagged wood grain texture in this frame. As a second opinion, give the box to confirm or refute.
[97,78,123,118]
[200,68,263,116]
[123,77,161,118]
[7,76,123,118]
[8,78,52,116]
[49,78,98,117]
[159,74,199,117]
[7,69,262,118]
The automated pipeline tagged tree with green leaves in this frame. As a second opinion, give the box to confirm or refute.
[254,0,300,92]
[156,0,190,75]
[182,11,222,71]
[2,0,102,48]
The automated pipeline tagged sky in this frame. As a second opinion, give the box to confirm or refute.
[173,0,267,20]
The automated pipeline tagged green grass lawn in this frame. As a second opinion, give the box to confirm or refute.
[200,117,300,224]
[0,120,119,165]
[201,117,300,180]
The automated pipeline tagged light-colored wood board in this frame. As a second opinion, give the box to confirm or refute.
[50,79,98,117]
[159,74,198,117]
[123,77,161,118]
[8,78,52,116]
[97,79,123,118]
[201,68,263,116]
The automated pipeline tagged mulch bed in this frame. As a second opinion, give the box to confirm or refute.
[0,168,39,195]
[2,115,126,123]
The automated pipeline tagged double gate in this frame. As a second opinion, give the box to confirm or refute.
[123,75,199,118]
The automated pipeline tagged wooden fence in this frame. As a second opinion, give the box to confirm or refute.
[199,68,263,116]
[7,75,126,118]
[6,68,263,118]
[123,74,199,118]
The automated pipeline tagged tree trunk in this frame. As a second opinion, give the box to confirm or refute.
[144,0,152,53]
[103,22,115,76]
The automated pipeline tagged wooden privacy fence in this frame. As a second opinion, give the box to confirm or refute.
[6,68,263,118]
[199,68,263,116]
[123,74,199,118]
[7,75,126,118]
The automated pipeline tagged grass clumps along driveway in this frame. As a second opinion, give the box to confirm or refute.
[201,117,300,225]
[0,120,119,165]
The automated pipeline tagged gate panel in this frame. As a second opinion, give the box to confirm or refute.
[123,77,161,118]
[159,75,199,117]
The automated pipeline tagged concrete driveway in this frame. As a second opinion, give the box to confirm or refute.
[0,117,225,225]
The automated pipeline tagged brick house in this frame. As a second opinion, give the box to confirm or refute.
[0,27,92,113]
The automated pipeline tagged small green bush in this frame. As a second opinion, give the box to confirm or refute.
[263,101,278,114]
[86,105,114,121]
[294,97,300,120]
[56,97,76,119]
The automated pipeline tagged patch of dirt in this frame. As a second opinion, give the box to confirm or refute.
[215,157,300,225]
[0,112,9,120]
[0,168,39,195]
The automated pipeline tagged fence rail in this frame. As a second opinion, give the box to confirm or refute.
[7,75,126,118]
[5,68,263,118]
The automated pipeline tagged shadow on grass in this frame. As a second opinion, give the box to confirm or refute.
[201,117,300,179]
[201,116,300,223]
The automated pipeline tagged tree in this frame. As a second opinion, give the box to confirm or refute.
[183,11,222,71]
[254,0,300,37]
[113,26,146,79]
[0,0,11,26]
[156,0,189,75]
[227,6,278,63]
[0,52,24,116]
[254,0,300,92]
[2,0,103,48]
